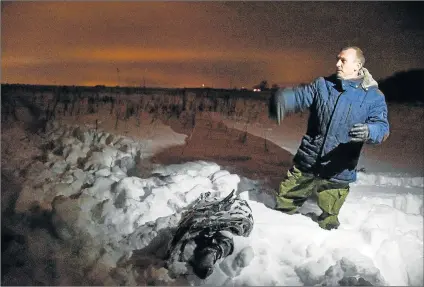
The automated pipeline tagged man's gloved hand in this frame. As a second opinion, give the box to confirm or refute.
[301,135,321,157]
[349,123,369,142]
[268,90,285,125]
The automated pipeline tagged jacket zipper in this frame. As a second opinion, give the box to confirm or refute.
[345,104,352,123]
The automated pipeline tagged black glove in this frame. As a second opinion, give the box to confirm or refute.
[349,123,369,142]
[268,90,285,125]
[301,135,322,157]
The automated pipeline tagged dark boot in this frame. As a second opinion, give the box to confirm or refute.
[191,232,234,279]
[192,247,218,279]
[317,212,340,230]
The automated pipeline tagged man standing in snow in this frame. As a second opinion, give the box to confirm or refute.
[269,46,390,230]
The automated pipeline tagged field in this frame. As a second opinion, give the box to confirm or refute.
[1,84,423,285]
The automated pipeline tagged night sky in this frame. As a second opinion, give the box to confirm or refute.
[2,1,423,88]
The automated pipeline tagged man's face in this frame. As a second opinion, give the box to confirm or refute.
[336,48,362,79]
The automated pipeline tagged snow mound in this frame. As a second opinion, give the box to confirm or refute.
[355,172,424,188]
[14,121,423,286]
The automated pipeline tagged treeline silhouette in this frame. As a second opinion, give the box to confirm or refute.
[1,83,273,133]
[378,69,424,104]
[2,68,423,120]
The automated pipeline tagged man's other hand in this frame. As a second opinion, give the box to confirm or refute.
[349,123,369,142]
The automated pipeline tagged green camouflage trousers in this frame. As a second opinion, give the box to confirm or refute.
[275,166,350,230]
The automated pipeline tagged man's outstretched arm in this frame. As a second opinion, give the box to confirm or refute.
[269,79,318,124]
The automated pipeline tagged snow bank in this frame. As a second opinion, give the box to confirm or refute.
[356,172,424,188]
[16,121,423,286]
[16,121,244,283]
[210,172,423,286]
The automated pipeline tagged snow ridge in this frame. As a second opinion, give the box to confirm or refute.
[14,121,423,286]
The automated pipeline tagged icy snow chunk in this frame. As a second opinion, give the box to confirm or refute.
[113,177,146,204]
[108,174,123,182]
[168,173,192,184]
[126,213,180,251]
[83,177,115,200]
[95,132,109,146]
[210,170,231,182]
[152,161,220,178]
[320,256,386,286]
[84,148,116,169]
[101,205,144,236]
[116,156,136,173]
[393,193,423,215]
[96,176,178,237]
[360,228,390,252]
[295,256,331,285]
[212,173,240,197]
[355,172,424,188]
[397,235,424,286]
[81,130,95,145]
[375,239,409,286]
[110,166,128,181]
[115,149,133,161]
[113,137,136,151]
[54,183,74,197]
[62,145,73,159]
[184,185,214,204]
[65,144,90,165]
[360,204,423,236]
[95,168,111,177]
[72,168,86,181]
[167,174,213,195]
[84,173,96,186]
[85,146,134,172]
[238,190,250,201]
[54,178,85,197]
[85,163,109,173]
[60,173,75,184]
[50,160,69,175]
[118,142,139,156]
[233,246,254,268]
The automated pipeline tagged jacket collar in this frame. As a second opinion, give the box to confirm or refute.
[327,68,378,91]
[358,67,378,90]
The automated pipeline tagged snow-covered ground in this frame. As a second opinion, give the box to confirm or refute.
[11,116,422,286]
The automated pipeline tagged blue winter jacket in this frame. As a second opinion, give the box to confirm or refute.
[275,70,390,183]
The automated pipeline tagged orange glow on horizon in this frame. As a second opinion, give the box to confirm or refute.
[2,2,422,88]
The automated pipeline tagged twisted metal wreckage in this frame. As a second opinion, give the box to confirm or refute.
[166,190,254,279]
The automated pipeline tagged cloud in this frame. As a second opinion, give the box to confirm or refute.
[2,2,423,87]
